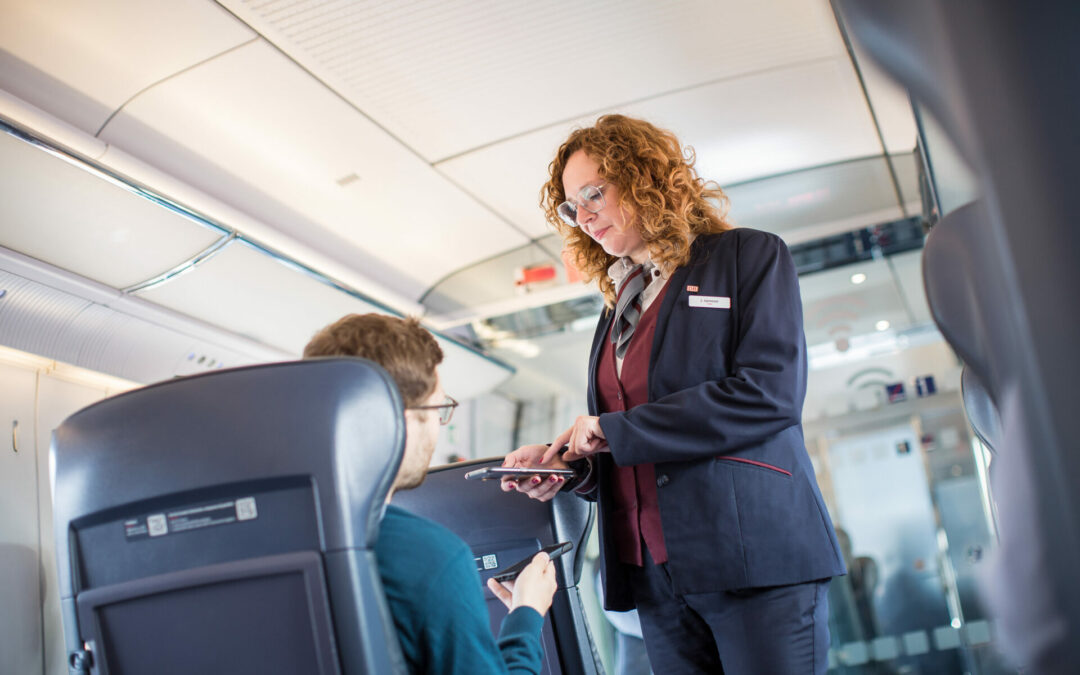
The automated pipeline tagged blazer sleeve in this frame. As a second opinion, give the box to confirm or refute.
[598,231,807,465]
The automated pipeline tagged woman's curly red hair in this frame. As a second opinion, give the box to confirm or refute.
[541,115,733,306]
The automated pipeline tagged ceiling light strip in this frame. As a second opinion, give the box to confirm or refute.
[0,117,231,239]
[122,233,238,294]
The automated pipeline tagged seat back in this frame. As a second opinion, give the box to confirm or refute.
[961,367,1002,454]
[51,358,407,675]
[921,200,1012,452]
[840,1,1080,669]
[392,458,602,675]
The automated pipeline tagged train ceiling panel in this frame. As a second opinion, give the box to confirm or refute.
[726,153,920,244]
[434,125,571,240]
[133,238,391,355]
[220,0,844,162]
[98,40,530,297]
[0,128,222,289]
[133,238,513,398]
[438,57,887,243]
[616,57,885,186]
[0,0,254,134]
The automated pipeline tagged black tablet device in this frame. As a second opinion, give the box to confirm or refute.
[490,542,573,583]
[464,467,575,481]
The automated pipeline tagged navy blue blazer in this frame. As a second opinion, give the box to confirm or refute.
[585,228,846,611]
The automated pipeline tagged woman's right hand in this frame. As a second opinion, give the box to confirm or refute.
[501,444,570,502]
[486,552,557,616]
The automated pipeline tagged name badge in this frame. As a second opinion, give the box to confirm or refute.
[688,295,731,309]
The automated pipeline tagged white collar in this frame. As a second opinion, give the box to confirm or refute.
[606,234,700,284]
[607,257,665,286]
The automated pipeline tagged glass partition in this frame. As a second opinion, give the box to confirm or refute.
[914,103,979,219]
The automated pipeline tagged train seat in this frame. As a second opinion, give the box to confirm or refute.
[921,199,1008,453]
[393,459,603,675]
[50,359,408,675]
[960,367,1002,454]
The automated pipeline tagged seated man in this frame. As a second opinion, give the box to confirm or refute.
[304,314,556,674]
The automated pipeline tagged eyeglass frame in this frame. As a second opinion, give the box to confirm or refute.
[407,395,459,425]
[557,182,608,227]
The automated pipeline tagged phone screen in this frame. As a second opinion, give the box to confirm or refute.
[491,542,573,582]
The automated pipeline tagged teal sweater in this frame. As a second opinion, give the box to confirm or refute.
[376,505,545,674]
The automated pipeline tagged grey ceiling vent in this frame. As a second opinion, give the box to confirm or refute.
[0,265,284,385]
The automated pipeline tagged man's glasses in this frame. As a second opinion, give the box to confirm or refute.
[557,183,607,227]
[408,395,459,425]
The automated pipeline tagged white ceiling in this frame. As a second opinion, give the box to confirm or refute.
[0,0,254,133]
[0,0,918,309]
[0,0,930,399]
[438,56,893,240]
[222,0,844,162]
[99,38,530,299]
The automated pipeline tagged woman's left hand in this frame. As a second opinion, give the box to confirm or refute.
[542,416,609,463]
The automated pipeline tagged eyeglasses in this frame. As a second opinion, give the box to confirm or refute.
[408,395,459,425]
[557,183,607,227]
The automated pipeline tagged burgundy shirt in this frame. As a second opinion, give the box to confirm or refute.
[596,279,671,566]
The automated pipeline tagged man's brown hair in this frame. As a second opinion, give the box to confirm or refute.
[303,314,444,407]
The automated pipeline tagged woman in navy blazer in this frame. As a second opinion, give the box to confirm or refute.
[502,115,845,674]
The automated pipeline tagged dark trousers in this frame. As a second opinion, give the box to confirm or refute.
[629,550,831,674]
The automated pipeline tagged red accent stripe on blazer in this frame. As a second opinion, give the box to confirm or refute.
[715,456,792,477]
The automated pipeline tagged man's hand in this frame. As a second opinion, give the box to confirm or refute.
[486,552,557,616]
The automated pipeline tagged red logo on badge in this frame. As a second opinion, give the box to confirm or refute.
[686,285,699,292]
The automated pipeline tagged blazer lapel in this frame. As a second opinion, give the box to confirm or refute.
[647,240,709,399]
[587,308,614,416]
[647,268,689,395]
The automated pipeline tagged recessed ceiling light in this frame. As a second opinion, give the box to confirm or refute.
[850,273,867,285]
[876,320,891,331]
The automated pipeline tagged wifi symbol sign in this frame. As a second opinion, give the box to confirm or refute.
[847,367,896,393]
[805,297,867,350]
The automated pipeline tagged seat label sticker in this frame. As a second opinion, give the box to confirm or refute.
[123,496,258,540]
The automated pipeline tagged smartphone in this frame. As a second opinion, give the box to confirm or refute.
[491,542,573,583]
[464,467,575,481]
